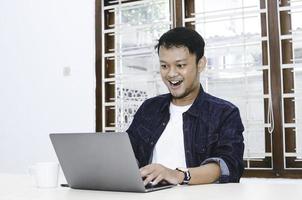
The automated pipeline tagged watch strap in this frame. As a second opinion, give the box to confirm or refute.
[176,168,191,185]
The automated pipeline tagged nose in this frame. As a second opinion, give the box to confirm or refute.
[167,66,178,78]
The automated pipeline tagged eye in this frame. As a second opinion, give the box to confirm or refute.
[176,64,185,68]
[160,64,167,69]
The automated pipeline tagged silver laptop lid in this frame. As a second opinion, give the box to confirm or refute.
[49,132,147,192]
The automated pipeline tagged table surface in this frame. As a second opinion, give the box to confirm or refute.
[1,173,302,200]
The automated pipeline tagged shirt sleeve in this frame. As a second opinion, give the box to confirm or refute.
[202,106,245,183]
[201,157,230,183]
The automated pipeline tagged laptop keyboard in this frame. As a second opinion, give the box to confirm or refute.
[145,180,173,189]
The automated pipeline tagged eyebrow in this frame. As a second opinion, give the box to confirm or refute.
[175,59,187,62]
[160,59,187,63]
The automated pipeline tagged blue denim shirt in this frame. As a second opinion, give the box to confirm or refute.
[126,85,245,183]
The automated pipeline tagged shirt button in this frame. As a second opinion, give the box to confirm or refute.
[150,141,154,145]
[162,122,166,126]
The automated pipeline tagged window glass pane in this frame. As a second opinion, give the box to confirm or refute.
[110,0,171,131]
[194,0,266,160]
[197,0,242,13]
[291,1,302,158]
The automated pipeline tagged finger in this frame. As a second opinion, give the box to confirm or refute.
[151,174,164,185]
[143,174,156,186]
[140,164,155,177]
[140,168,151,178]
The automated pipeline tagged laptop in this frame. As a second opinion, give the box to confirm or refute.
[49,132,175,192]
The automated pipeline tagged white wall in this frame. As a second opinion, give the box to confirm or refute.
[0,0,95,173]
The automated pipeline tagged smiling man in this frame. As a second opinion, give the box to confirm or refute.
[126,27,245,186]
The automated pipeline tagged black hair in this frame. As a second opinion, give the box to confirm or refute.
[155,27,205,63]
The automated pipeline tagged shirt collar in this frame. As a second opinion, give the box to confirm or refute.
[186,85,205,117]
[160,94,171,113]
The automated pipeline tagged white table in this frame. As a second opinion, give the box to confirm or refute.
[1,173,302,200]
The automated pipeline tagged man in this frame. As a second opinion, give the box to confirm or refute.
[126,27,244,186]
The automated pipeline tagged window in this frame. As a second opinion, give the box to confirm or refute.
[190,0,268,169]
[97,0,171,132]
[279,0,302,170]
[96,0,302,178]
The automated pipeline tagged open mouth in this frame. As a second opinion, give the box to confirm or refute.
[169,80,183,87]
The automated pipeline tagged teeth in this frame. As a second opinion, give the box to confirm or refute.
[170,80,180,84]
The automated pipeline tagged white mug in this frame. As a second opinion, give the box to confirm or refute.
[29,162,59,188]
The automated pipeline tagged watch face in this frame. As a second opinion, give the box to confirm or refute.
[176,167,191,184]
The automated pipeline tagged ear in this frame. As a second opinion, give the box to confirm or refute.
[197,56,207,73]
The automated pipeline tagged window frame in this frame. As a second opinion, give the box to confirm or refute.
[95,0,302,178]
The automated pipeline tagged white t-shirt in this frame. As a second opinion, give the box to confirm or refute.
[151,102,192,169]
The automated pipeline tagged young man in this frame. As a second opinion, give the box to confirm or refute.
[126,27,244,186]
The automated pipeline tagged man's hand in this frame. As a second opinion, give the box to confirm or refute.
[140,163,184,185]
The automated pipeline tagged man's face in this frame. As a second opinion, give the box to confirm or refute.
[159,46,205,106]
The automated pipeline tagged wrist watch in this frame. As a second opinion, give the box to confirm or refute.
[176,167,191,185]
